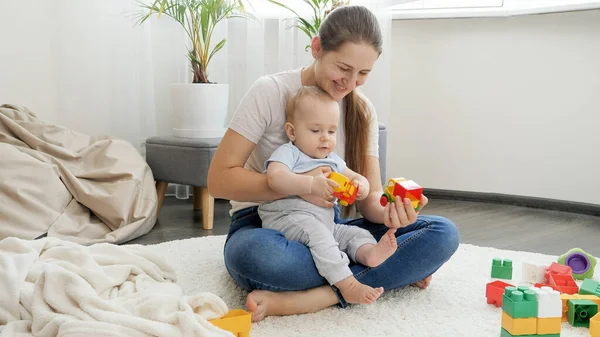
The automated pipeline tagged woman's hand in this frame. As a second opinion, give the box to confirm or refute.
[383,194,429,229]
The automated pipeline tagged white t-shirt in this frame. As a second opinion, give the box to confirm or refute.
[228,67,379,215]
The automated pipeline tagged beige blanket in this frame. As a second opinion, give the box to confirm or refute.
[0,237,233,337]
[0,104,157,245]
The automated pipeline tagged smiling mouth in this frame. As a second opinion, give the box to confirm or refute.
[333,81,346,92]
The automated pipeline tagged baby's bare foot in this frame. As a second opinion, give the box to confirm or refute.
[336,276,383,304]
[411,275,433,289]
[361,228,397,267]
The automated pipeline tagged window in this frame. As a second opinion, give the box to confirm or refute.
[388,0,503,10]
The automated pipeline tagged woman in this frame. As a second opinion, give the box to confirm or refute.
[207,5,459,322]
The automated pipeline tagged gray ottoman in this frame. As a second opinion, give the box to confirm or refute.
[145,136,221,230]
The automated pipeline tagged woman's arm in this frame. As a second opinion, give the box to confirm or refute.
[207,129,286,202]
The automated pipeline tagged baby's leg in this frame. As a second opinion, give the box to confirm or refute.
[262,205,382,305]
[335,225,397,268]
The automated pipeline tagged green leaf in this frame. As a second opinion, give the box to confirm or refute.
[208,38,227,66]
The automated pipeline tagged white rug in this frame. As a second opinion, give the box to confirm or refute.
[144,236,598,337]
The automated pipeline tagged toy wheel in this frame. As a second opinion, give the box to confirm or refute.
[380,195,388,206]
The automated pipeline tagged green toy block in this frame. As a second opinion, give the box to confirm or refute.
[500,328,559,337]
[579,278,600,297]
[492,258,513,280]
[567,299,598,328]
[501,287,537,318]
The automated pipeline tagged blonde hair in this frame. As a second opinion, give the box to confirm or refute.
[285,86,334,122]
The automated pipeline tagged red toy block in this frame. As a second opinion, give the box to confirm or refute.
[486,280,515,307]
[548,274,579,294]
[545,262,572,282]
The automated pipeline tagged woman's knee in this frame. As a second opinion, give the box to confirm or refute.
[428,215,460,258]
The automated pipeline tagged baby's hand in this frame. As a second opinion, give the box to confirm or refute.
[352,178,370,201]
[310,175,338,199]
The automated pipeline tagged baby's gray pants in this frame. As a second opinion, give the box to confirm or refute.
[258,197,377,285]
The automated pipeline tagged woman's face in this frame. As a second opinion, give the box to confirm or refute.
[313,40,380,102]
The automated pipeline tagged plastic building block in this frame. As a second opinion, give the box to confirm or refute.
[558,248,597,280]
[547,273,578,294]
[544,261,572,282]
[536,317,561,334]
[560,293,600,322]
[591,312,600,337]
[329,172,358,206]
[500,329,559,337]
[579,278,600,297]
[529,286,562,318]
[501,311,536,335]
[379,177,422,210]
[522,262,547,284]
[502,287,538,318]
[209,309,252,337]
[566,299,598,328]
[491,258,513,280]
[486,280,514,307]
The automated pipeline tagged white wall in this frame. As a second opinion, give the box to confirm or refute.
[0,2,58,123]
[390,9,600,205]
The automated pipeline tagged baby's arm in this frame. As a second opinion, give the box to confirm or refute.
[267,162,337,199]
[341,167,370,201]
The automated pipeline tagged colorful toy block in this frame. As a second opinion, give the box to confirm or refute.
[547,273,578,294]
[500,330,559,337]
[522,262,547,285]
[558,248,596,280]
[487,280,514,307]
[209,309,252,337]
[501,311,537,335]
[560,293,600,322]
[579,278,600,297]
[591,312,600,337]
[566,299,598,328]
[536,317,561,335]
[502,287,538,318]
[492,258,513,280]
[329,172,358,206]
[529,286,562,318]
[380,177,422,210]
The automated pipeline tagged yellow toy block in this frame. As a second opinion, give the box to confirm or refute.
[591,312,600,337]
[560,293,600,321]
[501,311,536,335]
[209,309,252,337]
[537,317,561,335]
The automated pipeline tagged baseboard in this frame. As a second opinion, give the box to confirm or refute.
[425,188,600,216]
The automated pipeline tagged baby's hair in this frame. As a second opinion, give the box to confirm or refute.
[285,86,334,122]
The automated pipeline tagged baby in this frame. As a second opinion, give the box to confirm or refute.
[258,86,397,304]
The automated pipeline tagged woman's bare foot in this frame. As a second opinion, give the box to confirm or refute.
[335,276,383,304]
[355,228,398,268]
[245,286,338,322]
[411,275,433,289]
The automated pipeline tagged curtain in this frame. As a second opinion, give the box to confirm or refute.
[0,0,392,154]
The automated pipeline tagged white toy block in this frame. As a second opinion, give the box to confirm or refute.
[522,262,547,284]
[529,286,562,318]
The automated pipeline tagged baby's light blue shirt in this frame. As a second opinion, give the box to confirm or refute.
[264,142,346,174]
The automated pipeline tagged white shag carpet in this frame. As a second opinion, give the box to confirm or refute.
[144,235,598,337]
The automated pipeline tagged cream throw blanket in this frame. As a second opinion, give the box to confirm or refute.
[0,104,157,245]
[0,237,234,337]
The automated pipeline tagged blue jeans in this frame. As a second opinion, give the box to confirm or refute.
[224,205,460,308]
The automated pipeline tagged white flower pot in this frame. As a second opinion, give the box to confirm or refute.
[170,83,229,138]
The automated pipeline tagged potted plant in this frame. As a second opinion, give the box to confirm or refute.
[267,0,349,50]
[136,0,255,138]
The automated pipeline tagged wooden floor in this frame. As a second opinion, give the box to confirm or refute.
[126,196,600,257]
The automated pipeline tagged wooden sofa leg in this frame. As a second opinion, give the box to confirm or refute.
[200,186,214,230]
[156,181,168,217]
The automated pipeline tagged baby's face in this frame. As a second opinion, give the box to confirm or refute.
[290,98,339,159]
